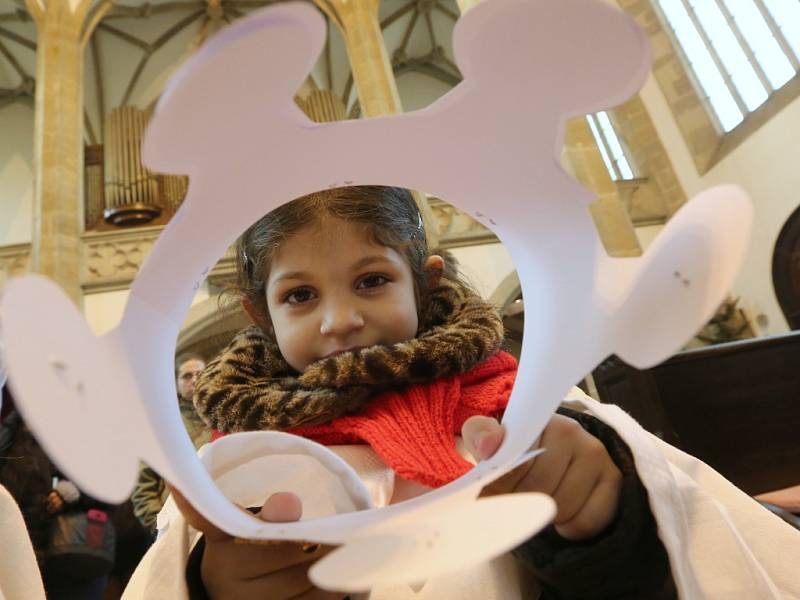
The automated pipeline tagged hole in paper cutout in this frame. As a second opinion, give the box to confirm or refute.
[179,186,526,518]
[293,2,460,120]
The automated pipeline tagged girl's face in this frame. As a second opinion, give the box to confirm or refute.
[264,217,422,372]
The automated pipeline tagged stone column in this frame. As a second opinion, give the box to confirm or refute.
[26,0,101,306]
[563,119,641,257]
[318,0,401,118]
[315,0,439,246]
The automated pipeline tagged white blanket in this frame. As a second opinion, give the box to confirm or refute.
[560,389,800,599]
[0,484,47,600]
[118,388,800,599]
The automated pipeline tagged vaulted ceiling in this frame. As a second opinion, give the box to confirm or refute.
[0,0,462,144]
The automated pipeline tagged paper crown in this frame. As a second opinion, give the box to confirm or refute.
[1,0,752,591]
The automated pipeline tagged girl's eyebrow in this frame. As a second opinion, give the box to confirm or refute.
[270,255,397,286]
[349,255,397,271]
[270,270,311,286]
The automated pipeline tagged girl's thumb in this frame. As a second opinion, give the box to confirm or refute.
[462,415,505,461]
[260,491,302,522]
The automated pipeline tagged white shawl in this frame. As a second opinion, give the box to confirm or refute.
[109,389,800,599]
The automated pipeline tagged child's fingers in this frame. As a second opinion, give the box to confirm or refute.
[513,439,571,496]
[168,483,233,544]
[291,587,348,600]
[169,485,336,593]
[225,559,344,600]
[519,414,597,497]
[206,545,335,593]
[260,491,303,522]
[461,415,505,460]
[168,484,305,542]
[256,560,338,599]
[553,474,622,541]
[463,415,538,496]
[480,460,533,497]
[548,454,601,526]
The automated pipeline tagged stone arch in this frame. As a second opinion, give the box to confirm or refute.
[176,295,251,359]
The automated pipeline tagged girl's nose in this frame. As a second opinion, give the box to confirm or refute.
[319,302,365,337]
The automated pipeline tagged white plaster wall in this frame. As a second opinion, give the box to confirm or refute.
[0,102,35,245]
[454,225,668,306]
[639,74,800,335]
[83,289,131,336]
[84,283,211,336]
[450,242,516,301]
[635,223,663,252]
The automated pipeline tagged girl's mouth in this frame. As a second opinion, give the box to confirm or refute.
[321,346,365,360]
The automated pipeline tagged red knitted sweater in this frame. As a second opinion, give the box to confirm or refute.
[213,351,518,488]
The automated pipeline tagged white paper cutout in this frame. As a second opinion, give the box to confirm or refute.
[0,0,753,591]
[199,432,375,518]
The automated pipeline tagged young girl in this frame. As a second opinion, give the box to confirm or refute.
[123,186,797,600]
[156,185,672,600]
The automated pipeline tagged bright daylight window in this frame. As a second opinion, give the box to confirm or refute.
[654,0,800,132]
[586,111,635,181]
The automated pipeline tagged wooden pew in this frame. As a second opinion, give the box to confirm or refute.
[591,331,800,495]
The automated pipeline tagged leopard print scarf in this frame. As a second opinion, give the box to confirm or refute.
[193,278,505,433]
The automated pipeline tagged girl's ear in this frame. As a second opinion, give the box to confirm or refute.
[424,255,445,289]
[241,297,272,332]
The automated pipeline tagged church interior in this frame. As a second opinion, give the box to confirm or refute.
[1,0,799,597]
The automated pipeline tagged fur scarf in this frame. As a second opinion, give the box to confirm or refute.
[194,278,506,432]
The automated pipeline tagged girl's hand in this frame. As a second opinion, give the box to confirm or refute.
[462,414,622,541]
[169,485,345,600]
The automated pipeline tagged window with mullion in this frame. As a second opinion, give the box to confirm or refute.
[586,111,635,182]
[760,0,800,64]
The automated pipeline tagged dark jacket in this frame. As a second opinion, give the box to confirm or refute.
[515,408,677,599]
[0,405,56,568]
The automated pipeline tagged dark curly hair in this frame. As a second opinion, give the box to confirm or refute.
[233,185,466,330]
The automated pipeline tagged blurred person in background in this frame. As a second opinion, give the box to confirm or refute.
[130,352,212,537]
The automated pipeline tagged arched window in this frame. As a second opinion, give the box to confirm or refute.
[586,111,636,181]
[654,0,800,132]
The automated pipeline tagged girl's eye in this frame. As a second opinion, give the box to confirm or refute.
[284,288,316,305]
[357,274,389,290]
